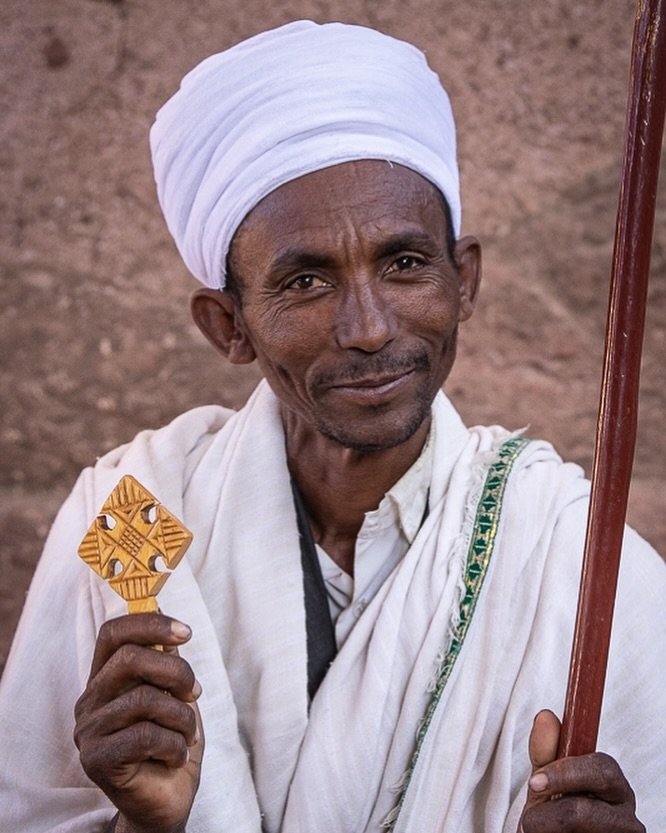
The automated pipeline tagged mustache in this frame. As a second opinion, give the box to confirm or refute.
[312,349,431,388]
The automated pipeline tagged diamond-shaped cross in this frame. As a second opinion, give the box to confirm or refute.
[78,474,192,614]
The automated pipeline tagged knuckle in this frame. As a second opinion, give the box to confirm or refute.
[176,657,196,690]
[161,653,195,693]
[96,618,115,643]
[594,751,634,800]
[131,720,188,766]
[112,641,142,671]
[97,615,126,648]
[77,743,101,780]
[181,703,197,738]
[72,698,95,751]
[133,719,159,751]
[558,796,584,829]
[127,683,156,713]
[166,732,189,766]
[595,751,617,778]
[119,641,141,663]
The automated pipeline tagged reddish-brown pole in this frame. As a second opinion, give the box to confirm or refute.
[558,0,666,758]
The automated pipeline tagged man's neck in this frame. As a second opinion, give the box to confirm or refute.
[283,409,431,576]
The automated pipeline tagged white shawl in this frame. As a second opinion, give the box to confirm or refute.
[0,380,664,832]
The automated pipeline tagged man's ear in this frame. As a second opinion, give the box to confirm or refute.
[190,288,256,364]
[454,235,482,322]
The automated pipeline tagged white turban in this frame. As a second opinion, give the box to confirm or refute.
[150,20,460,289]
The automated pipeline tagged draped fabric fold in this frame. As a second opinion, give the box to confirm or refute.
[0,380,664,832]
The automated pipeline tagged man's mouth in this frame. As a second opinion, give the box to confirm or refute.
[332,370,414,390]
[315,351,429,392]
[325,368,418,403]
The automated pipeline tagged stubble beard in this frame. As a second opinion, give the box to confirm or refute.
[312,392,434,453]
[303,333,458,453]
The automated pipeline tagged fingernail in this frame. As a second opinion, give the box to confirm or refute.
[192,680,203,698]
[529,772,548,792]
[171,621,191,640]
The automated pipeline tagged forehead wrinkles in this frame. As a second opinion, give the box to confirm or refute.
[230,161,447,273]
[248,211,441,278]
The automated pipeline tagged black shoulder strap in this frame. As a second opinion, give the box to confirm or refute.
[291,479,338,701]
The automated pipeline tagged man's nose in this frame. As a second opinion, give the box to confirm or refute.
[335,280,398,352]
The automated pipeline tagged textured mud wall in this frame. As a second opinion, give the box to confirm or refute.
[1,0,663,672]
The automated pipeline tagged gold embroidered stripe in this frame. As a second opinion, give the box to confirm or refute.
[387,436,530,829]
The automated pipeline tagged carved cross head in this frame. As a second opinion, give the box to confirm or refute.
[78,475,192,613]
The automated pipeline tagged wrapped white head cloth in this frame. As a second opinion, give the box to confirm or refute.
[150,20,460,289]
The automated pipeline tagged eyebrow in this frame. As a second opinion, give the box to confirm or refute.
[267,230,442,277]
[268,248,337,276]
[373,231,441,260]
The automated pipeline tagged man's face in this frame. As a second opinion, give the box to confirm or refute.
[225,160,479,452]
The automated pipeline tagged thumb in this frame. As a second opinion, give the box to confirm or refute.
[520,709,561,828]
[529,709,560,771]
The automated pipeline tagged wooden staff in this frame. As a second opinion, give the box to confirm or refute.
[558,0,666,758]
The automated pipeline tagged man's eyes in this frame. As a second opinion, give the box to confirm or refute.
[283,255,426,289]
[391,254,426,272]
[285,274,330,290]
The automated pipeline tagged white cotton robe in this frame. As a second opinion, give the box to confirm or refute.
[0,380,664,833]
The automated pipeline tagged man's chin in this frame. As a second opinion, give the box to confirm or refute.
[314,405,431,454]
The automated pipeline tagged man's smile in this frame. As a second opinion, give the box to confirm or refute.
[332,369,414,388]
[326,369,417,404]
[311,348,431,392]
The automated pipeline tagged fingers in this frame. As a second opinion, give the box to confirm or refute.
[74,615,205,830]
[521,712,644,833]
[89,613,192,677]
[79,721,193,782]
[528,752,638,806]
[522,753,644,833]
[80,641,201,712]
[75,614,202,780]
[80,613,200,719]
[527,709,637,803]
[526,713,633,804]
[75,684,200,748]
[522,791,645,833]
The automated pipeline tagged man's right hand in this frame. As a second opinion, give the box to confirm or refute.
[519,710,645,833]
[73,614,204,833]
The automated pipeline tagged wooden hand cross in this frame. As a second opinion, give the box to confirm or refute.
[77,474,192,614]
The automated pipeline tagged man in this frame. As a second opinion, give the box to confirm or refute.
[0,20,663,833]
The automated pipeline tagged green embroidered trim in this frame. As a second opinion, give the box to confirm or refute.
[386,436,530,830]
